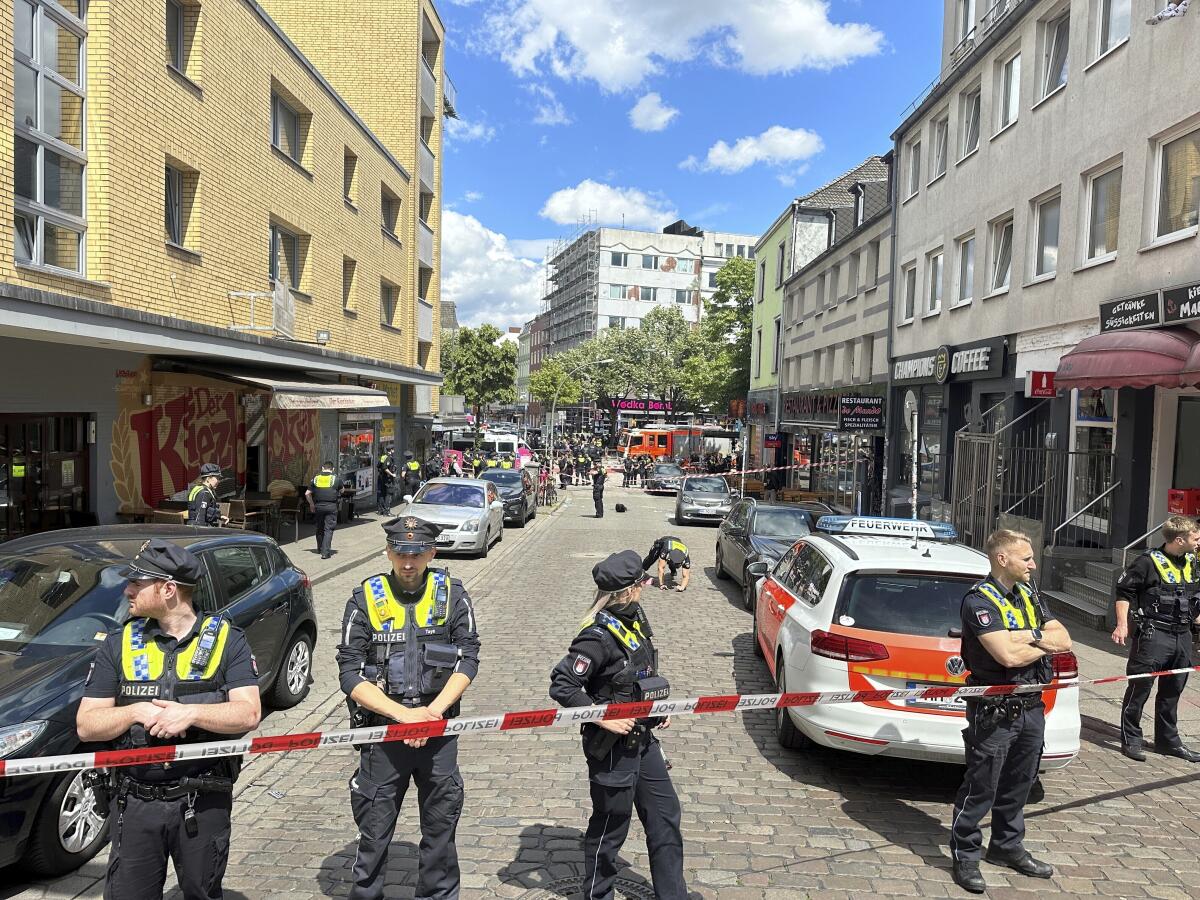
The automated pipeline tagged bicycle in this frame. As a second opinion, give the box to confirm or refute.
[538,481,558,507]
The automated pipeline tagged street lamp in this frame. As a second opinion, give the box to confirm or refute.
[549,358,612,447]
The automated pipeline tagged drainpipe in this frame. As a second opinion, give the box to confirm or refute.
[883,147,900,515]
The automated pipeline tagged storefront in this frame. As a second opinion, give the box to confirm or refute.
[745,391,775,472]
[780,386,885,514]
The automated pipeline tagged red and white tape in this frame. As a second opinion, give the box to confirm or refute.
[2,666,1194,779]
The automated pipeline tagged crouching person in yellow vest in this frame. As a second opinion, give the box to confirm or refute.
[77,539,261,900]
[336,516,481,900]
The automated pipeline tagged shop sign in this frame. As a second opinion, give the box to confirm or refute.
[1024,370,1057,398]
[379,418,395,443]
[608,398,675,413]
[1100,292,1161,332]
[781,391,841,424]
[891,338,1005,384]
[749,400,770,418]
[764,432,783,449]
[1163,281,1200,325]
[838,396,885,431]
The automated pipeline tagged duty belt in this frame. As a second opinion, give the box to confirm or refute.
[117,774,232,801]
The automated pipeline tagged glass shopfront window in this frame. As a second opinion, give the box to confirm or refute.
[1068,388,1115,530]
[339,422,376,497]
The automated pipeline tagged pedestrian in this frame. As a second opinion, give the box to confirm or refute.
[562,454,574,489]
[450,454,464,478]
[642,537,691,593]
[576,450,589,485]
[337,516,480,900]
[591,462,607,518]
[76,539,261,900]
[1113,514,1200,762]
[948,528,1071,894]
[401,450,423,498]
[306,460,340,560]
[622,456,632,488]
[765,466,783,503]
[549,549,687,900]
[377,451,397,515]
[186,462,226,527]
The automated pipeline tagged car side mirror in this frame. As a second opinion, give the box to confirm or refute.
[746,561,769,578]
[402,494,413,503]
[730,490,741,499]
[490,500,504,510]
[948,627,963,638]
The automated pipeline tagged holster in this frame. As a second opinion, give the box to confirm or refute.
[583,723,621,760]
[82,769,112,818]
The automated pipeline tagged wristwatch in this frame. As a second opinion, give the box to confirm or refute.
[1030,628,1043,645]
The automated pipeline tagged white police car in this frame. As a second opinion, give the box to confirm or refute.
[749,516,1080,766]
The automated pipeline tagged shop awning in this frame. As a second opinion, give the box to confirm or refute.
[1055,327,1200,390]
[196,368,389,409]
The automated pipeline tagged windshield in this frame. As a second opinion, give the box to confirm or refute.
[683,477,728,494]
[415,483,484,509]
[836,573,978,638]
[654,465,684,477]
[0,545,134,649]
[752,508,812,538]
[481,471,523,487]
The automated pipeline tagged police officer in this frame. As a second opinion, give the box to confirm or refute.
[550,550,687,900]
[949,529,1071,894]
[337,516,481,900]
[1114,514,1200,762]
[77,540,261,900]
[591,461,607,518]
[576,449,589,485]
[402,450,423,498]
[377,451,397,515]
[306,461,340,560]
[642,536,691,592]
[186,462,225,527]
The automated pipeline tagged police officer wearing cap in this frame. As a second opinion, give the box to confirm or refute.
[77,540,261,900]
[337,516,481,900]
[186,463,225,527]
[307,460,341,560]
[642,536,691,592]
[591,461,606,518]
[550,550,688,900]
[948,529,1072,894]
[1114,514,1200,762]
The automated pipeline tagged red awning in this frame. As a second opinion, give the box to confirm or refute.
[1056,327,1200,390]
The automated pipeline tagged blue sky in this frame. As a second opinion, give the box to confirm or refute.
[439,0,945,329]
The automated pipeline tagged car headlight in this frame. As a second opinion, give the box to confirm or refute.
[0,721,48,759]
[460,520,480,533]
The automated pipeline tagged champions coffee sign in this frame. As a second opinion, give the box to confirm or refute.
[838,396,884,431]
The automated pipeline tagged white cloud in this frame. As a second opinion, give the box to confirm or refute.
[445,117,496,144]
[629,92,679,132]
[682,125,824,176]
[508,237,559,260]
[539,179,677,229]
[464,190,484,203]
[441,211,545,328]
[528,83,571,126]
[476,0,883,92]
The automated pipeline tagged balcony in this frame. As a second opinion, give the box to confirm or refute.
[982,0,1025,36]
[950,29,976,69]
[418,299,434,344]
[420,56,436,116]
[418,219,434,269]
[419,140,435,192]
[443,72,458,119]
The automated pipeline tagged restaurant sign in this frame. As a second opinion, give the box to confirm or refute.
[838,396,885,431]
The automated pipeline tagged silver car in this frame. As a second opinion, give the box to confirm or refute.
[675,475,735,525]
[399,478,504,558]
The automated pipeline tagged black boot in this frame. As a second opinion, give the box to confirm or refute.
[951,861,986,894]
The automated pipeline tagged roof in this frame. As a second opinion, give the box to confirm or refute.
[808,534,989,574]
[796,156,889,211]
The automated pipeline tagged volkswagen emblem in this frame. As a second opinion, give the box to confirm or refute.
[945,655,967,677]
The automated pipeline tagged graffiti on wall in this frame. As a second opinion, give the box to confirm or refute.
[267,409,319,486]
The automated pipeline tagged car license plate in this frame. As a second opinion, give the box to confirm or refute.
[436,534,455,544]
[905,681,966,712]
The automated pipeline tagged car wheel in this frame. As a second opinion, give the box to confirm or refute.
[24,769,110,876]
[478,530,490,559]
[528,502,536,521]
[675,511,686,526]
[776,658,812,750]
[714,544,729,580]
[270,630,313,708]
[743,574,756,612]
[515,502,527,527]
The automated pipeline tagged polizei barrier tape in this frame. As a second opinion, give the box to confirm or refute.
[3,666,1195,778]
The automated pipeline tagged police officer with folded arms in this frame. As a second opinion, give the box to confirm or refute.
[186,462,226,527]
[1113,513,1200,762]
[337,516,480,900]
[550,550,688,900]
[948,529,1072,894]
[76,540,261,900]
[307,460,340,560]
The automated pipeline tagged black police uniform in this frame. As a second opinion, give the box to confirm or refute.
[642,537,690,582]
[1117,546,1200,755]
[83,542,257,900]
[592,466,606,518]
[309,469,340,558]
[377,453,396,515]
[186,464,221,527]
[949,576,1053,868]
[403,457,423,497]
[549,551,687,900]
[336,519,481,900]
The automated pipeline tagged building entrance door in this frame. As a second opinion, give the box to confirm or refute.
[0,415,91,541]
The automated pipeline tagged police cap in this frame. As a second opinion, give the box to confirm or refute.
[667,548,687,566]
[403,450,414,459]
[199,462,221,478]
[592,550,647,593]
[120,539,204,586]
[383,515,442,553]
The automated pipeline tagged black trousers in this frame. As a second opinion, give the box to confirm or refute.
[594,492,604,517]
[315,504,337,554]
[349,736,464,900]
[1120,624,1193,749]
[377,483,392,514]
[104,790,231,900]
[582,731,687,900]
[949,700,1044,863]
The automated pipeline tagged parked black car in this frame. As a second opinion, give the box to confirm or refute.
[0,525,317,876]
[480,468,537,527]
[715,501,815,609]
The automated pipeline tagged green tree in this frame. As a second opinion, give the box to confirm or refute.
[693,257,755,411]
[528,357,582,408]
[441,324,517,422]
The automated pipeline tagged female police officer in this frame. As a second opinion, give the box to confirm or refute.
[549,550,688,900]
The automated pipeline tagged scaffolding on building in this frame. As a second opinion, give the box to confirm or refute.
[541,213,600,355]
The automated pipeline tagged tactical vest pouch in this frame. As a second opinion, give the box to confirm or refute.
[385,654,408,694]
[421,642,460,694]
[635,675,670,702]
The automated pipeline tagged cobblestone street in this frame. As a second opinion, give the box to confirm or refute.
[9,482,1200,899]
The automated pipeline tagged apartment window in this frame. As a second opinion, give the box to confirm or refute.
[868,239,881,285]
[990,216,1014,291]
[641,286,657,303]
[607,283,624,300]
[998,53,1020,130]
[607,316,625,329]
[956,0,976,42]
[816,273,826,309]
[724,243,734,258]
[771,317,782,375]
[674,258,694,274]
[610,251,628,267]
[1086,166,1122,260]
[931,114,949,180]
[848,251,860,297]
[269,224,302,290]
[926,251,944,314]
[901,265,917,322]
[674,288,692,304]
[166,0,184,69]
[14,0,87,272]
[907,139,922,197]
[381,186,401,236]
[380,280,398,327]
[343,257,357,312]
[1034,194,1061,277]
[748,247,755,259]
[1156,127,1200,239]
[1099,0,1130,56]
[961,87,981,157]
[641,254,657,269]
[343,149,358,203]
[754,328,763,378]
[955,234,975,305]
[164,165,195,248]
[708,271,719,288]
[829,263,841,304]
[737,244,746,257]
[271,92,302,162]
[757,260,766,301]
[1041,13,1070,99]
